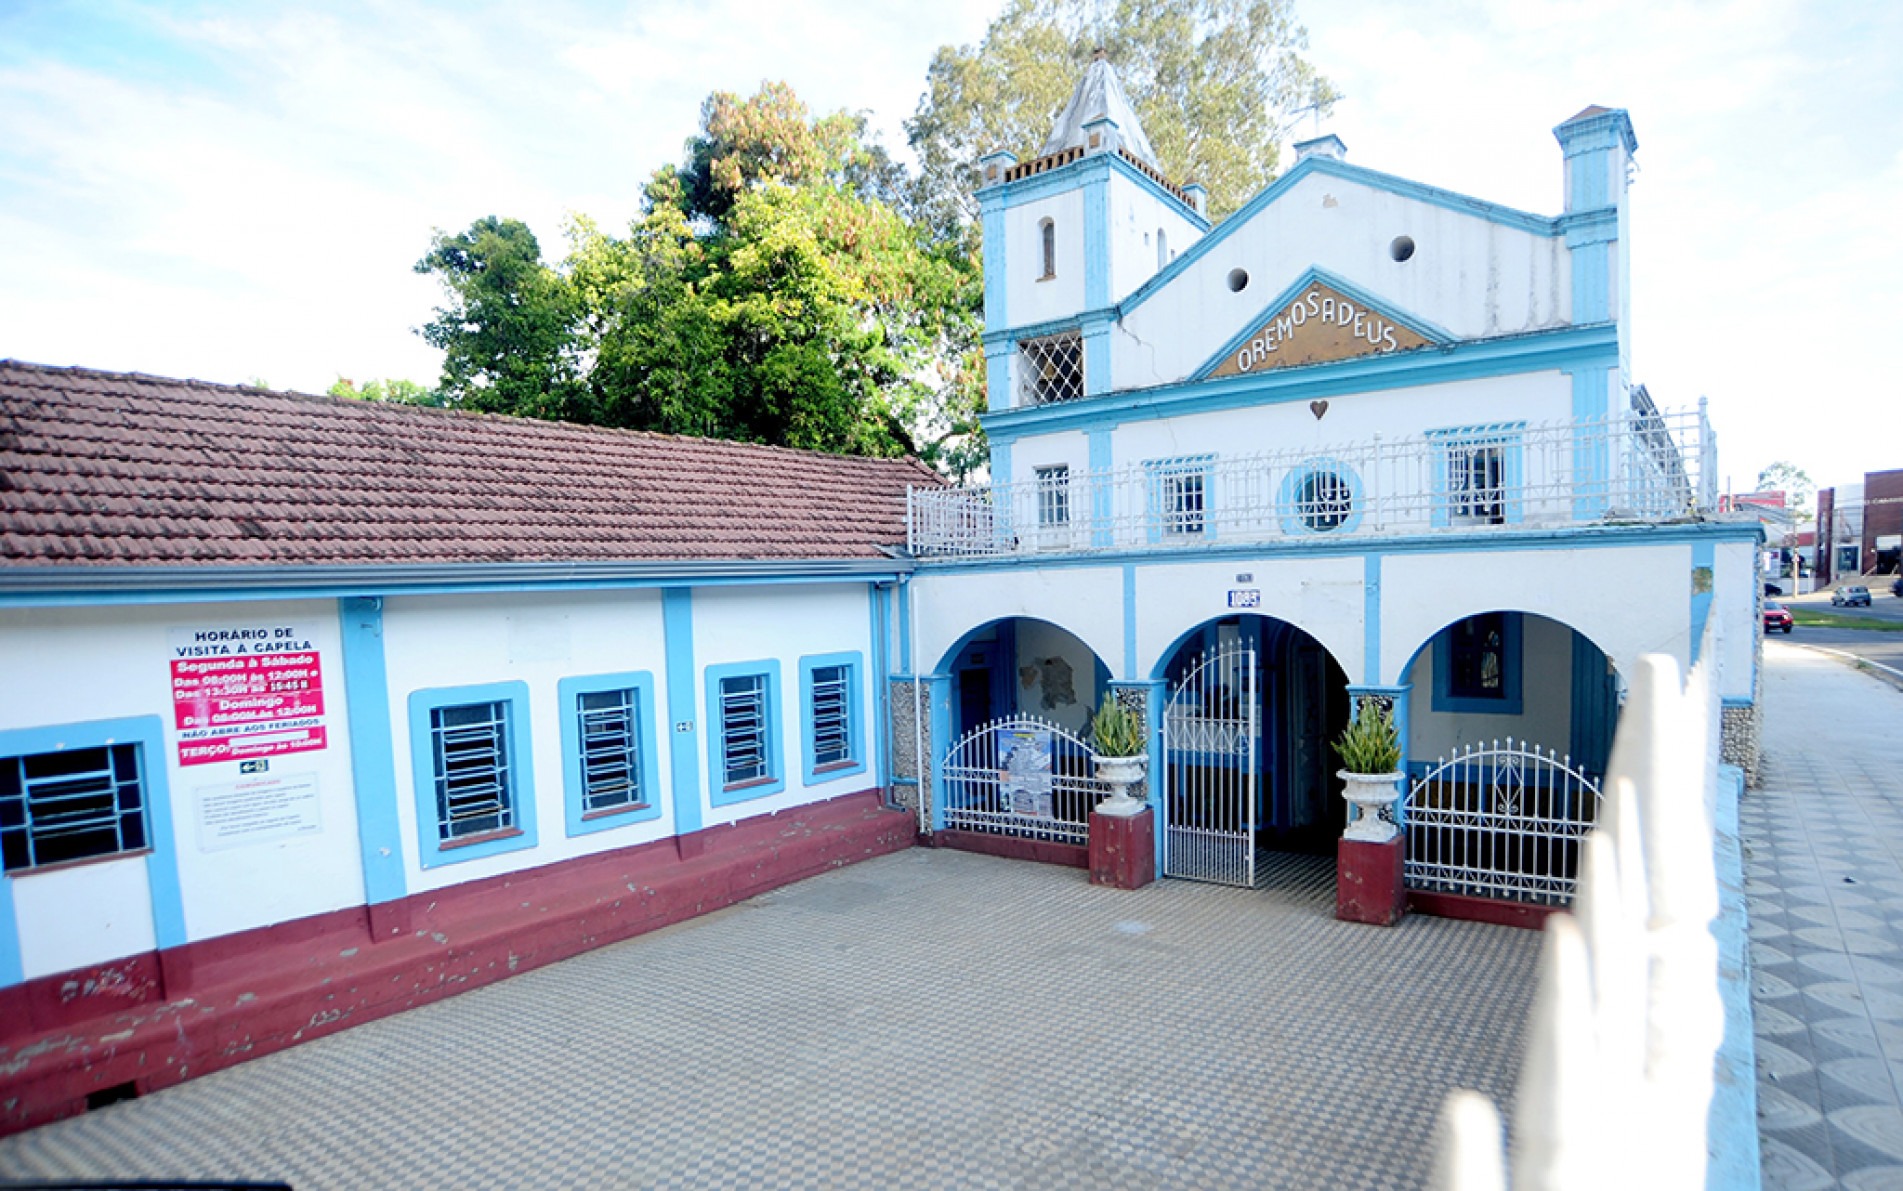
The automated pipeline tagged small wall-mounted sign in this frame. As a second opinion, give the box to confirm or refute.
[1235,573,1254,583]
[240,759,270,775]
[674,720,695,734]
[1228,589,1261,608]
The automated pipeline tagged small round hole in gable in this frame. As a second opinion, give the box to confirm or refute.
[1227,268,1250,292]
[1390,236,1416,262]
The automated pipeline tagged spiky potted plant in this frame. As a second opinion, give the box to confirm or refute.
[1334,701,1404,843]
[1091,697,1148,817]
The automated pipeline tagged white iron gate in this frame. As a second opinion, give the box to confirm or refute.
[1162,644,1259,886]
[940,716,1103,846]
[1402,738,1602,906]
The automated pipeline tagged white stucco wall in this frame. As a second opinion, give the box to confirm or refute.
[1134,555,1366,680]
[1106,171,1203,303]
[1013,618,1103,733]
[1002,189,1087,328]
[1113,169,1570,390]
[0,600,364,979]
[911,567,1124,680]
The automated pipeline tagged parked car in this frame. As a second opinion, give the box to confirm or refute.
[1833,585,1872,608]
[1763,601,1793,633]
[1893,576,1903,598]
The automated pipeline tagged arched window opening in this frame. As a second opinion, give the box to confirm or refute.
[1039,219,1056,279]
[1156,228,1168,271]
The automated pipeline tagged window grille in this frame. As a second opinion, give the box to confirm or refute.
[1035,465,1071,526]
[1449,443,1506,523]
[720,674,770,787]
[1298,470,1353,532]
[577,688,643,813]
[1,744,147,872]
[1018,334,1084,406]
[1154,463,1207,536]
[810,666,852,769]
[430,701,514,840]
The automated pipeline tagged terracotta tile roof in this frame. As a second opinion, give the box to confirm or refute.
[0,360,945,568]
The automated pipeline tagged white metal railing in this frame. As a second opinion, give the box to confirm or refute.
[908,408,1713,559]
[1403,740,1603,907]
[1429,623,1730,1189]
[940,715,1105,847]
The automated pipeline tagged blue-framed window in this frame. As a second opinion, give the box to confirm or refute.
[557,672,662,838]
[408,681,538,867]
[1,726,153,874]
[706,660,785,806]
[800,652,866,786]
[1428,424,1525,527]
[1146,455,1215,541]
[1278,458,1365,535]
[1432,613,1523,715]
[1034,465,1070,527]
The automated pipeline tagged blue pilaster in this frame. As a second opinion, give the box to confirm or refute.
[339,596,406,906]
[662,587,702,836]
[1089,429,1114,549]
[926,673,953,832]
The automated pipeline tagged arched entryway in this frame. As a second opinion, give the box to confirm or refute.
[935,617,1111,742]
[1152,614,1351,887]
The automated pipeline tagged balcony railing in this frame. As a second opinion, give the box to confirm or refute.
[908,408,1717,560]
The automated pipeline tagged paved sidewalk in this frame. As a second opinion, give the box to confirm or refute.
[0,849,1538,1189]
[1747,641,1903,1190]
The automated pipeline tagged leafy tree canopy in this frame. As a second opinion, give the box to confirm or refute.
[327,377,442,406]
[1754,460,1817,520]
[908,0,1338,227]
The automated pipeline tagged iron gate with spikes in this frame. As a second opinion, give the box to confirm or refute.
[1161,644,1260,886]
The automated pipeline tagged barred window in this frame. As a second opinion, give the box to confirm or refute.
[577,688,644,814]
[430,701,515,841]
[720,674,771,787]
[1298,470,1354,532]
[1035,465,1071,527]
[1449,443,1506,524]
[1,743,148,873]
[809,666,852,769]
[1149,458,1209,537]
[1018,333,1084,406]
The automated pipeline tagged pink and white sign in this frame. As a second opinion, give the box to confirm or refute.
[168,625,329,767]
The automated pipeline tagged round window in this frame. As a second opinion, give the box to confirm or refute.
[1390,235,1416,262]
[1299,471,1353,532]
[1227,268,1250,292]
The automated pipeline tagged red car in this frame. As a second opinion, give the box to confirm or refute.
[1763,601,1793,633]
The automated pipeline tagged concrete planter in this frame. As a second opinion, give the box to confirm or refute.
[1338,768,1405,843]
[1095,755,1148,817]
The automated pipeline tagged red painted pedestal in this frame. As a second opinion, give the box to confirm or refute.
[1336,836,1407,926]
[1089,808,1156,891]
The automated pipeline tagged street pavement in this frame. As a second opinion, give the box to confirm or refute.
[0,843,1539,1188]
[1746,640,1903,1190]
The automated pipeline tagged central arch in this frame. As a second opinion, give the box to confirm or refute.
[1153,614,1352,886]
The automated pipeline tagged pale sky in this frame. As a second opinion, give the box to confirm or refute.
[2,0,1897,494]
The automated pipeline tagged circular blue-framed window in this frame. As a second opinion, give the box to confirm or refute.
[1279,459,1365,535]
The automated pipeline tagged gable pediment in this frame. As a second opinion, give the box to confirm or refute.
[1200,273,1446,380]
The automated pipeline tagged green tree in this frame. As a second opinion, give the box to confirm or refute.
[413,216,589,422]
[908,0,1338,227]
[327,377,442,406]
[1754,461,1817,521]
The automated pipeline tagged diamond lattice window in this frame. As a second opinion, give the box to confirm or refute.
[1018,334,1084,406]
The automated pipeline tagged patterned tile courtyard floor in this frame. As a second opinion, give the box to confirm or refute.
[1748,641,1903,1191]
[0,849,1539,1189]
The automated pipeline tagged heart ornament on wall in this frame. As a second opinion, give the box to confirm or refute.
[1310,399,1329,420]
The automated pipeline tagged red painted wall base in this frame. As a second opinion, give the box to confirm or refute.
[0,789,912,1138]
[1336,836,1407,926]
[1088,809,1155,891]
[936,829,1088,868]
[1407,889,1559,930]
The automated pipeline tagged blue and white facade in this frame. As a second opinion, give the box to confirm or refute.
[903,64,1761,869]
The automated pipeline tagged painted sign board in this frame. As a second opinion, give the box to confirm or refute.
[1208,280,1432,378]
[194,772,323,851]
[998,726,1054,820]
[1227,589,1261,608]
[169,624,329,767]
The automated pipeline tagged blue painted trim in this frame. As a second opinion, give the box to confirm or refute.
[991,439,1013,489]
[926,673,953,832]
[661,588,702,836]
[1571,241,1610,324]
[982,323,1618,447]
[1083,322,1112,398]
[338,597,406,904]
[1560,207,1618,248]
[896,578,913,679]
[1088,430,1115,549]
[1568,367,1613,519]
[870,585,890,787]
[799,651,867,787]
[1363,556,1382,685]
[989,150,1208,232]
[1431,613,1523,716]
[0,567,914,611]
[1719,696,1755,709]
[1690,541,1716,665]
[982,203,1008,335]
[984,311,1102,349]
[985,341,1014,414]
[1190,266,1456,383]
[1083,174,1110,311]
[556,670,662,838]
[1120,154,1557,319]
[1122,564,1138,681]
[0,714,177,987]
[705,659,785,806]
[1275,457,1366,537]
[407,680,538,868]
